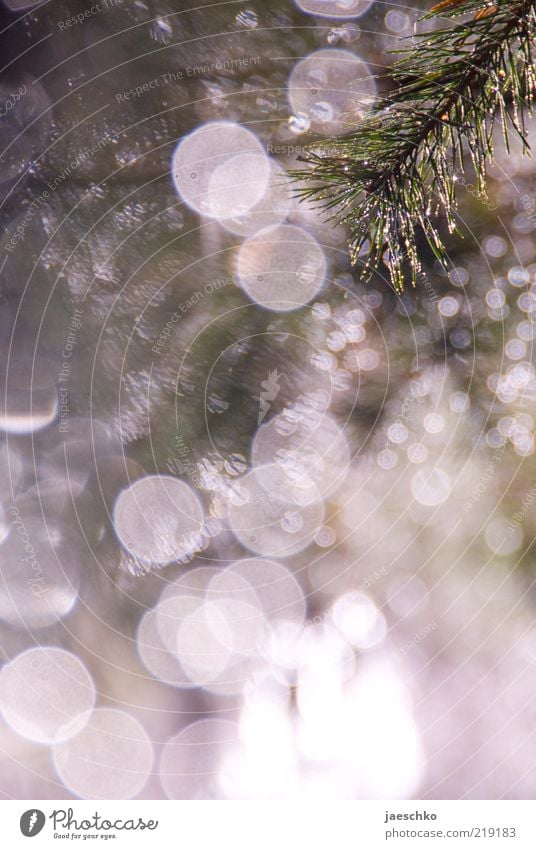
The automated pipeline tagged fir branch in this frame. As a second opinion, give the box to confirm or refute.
[290,0,536,290]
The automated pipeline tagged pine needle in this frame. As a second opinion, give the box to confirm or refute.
[289,0,536,290]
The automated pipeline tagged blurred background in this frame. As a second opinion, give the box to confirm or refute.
[0,0,535,800]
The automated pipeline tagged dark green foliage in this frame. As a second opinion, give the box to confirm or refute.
[290,0,536,290]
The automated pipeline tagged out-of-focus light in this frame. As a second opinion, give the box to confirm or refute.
[137,604,190,688]
[438,296,459,317]
[331,592,386,649]
[486,289,506,309]
[407,443,428,464]
[53,709,153,799]
[288,49,376,136]
[388,423,408,444]
[0,647,95,744]
[227,465,325,557]
[113,474,205,566]
[209,557,306,629]
[160,719,239,800]
[315,525,336,547]
[485,519,522,556]
[0,360,58,435]
[236,224,326,312]
[505,339,526,360]
[384,9,409,32]
[252,409,350,498]
[219,161,292,237]
[508,266,530,287]
[449,392,469,413]
[295,0,374,19]
[449,267,469,287]
[424,413,445,434]
[377,448,397,470]
[483,236,507,257]
[171,122,269,219]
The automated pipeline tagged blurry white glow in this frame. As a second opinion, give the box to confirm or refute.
[295,0,373,19]
[288,113,311,134]
[486,289,506,309]
[209,558,306,628]
[326,330,346,351]
[204,598,266,657]
[517,320,536,341]
[223,686,299,799]
[377,448,397,470]
[171,121,269,219]
[0,360,58,435]
[176,603,234,685]
[252,409,350,498]
[411,468,451,506]
[483,236,507,257]
[0,648,95,744]
[236,224,326,312]
[387,423,408,444]
[312,350,337,372]
[485,519,522,556]
[407,443,428,464]
[297,657,423,798]
[288,49,376,136]
[137,605,191,688]
[149,585,270,693]
[0,400,58,435]
[331,592,386,650]
[155,593,203,655]
[438,296,459,317]
[423,413,445,434]
[160,719,239,799]
[508,266,530,287]
[449,267,469,287]
[385,9,409,32]
[449,391,469,413]
[219,160,292,237]
[297,628,355,731]
[505,339,526,360]
[312,302,331,320]
[347,348,379,371]
[315,525,336,547]
[331,369,352,391]
[341,321,366,342]
[227,466,325,557]
[113,474,205,566]
[517,292,536,313]
[53,709,153,799]
[143,595,238,692]
[264,620,304,672]
[220,636,423,799]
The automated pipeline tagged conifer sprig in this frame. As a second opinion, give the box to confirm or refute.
[290,0,536,290]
